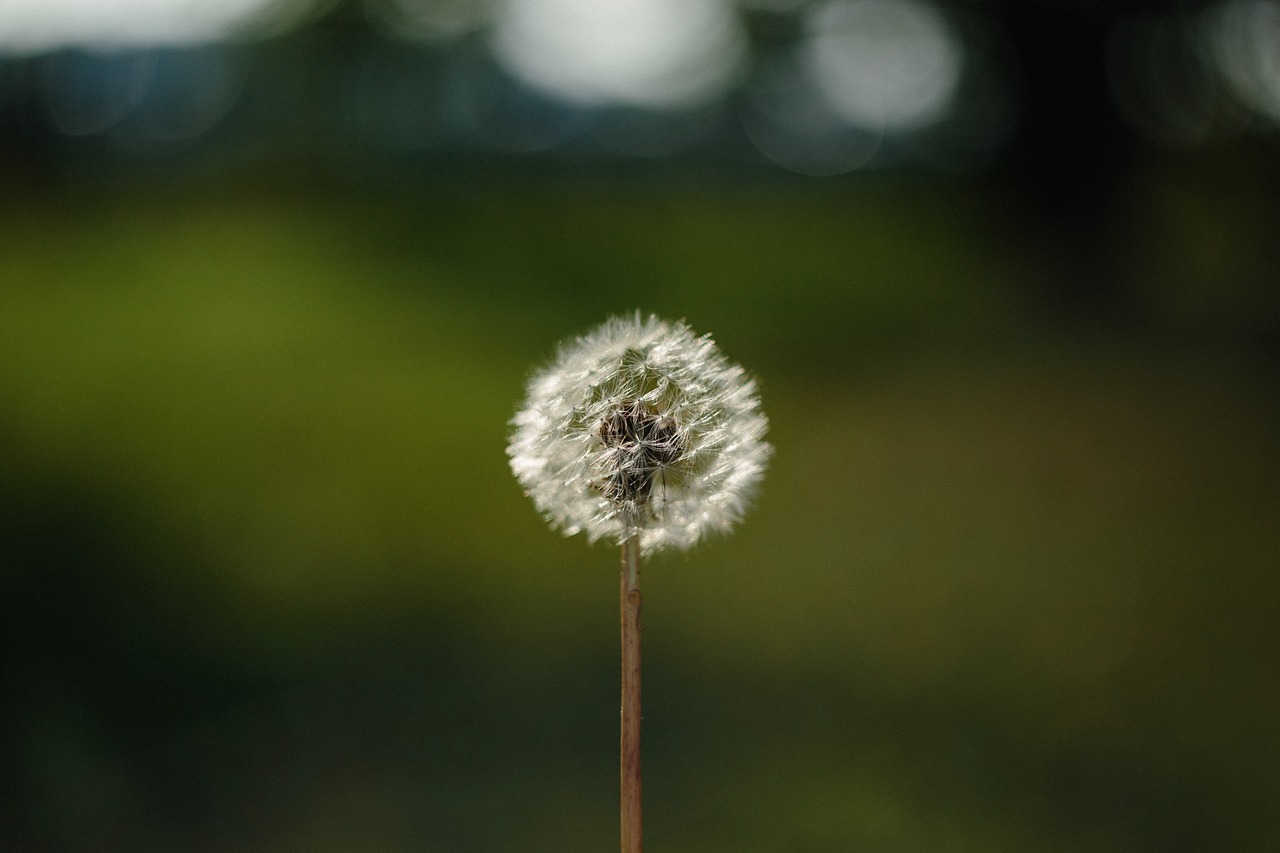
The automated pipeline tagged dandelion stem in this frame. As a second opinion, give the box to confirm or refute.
[620,535,643,853]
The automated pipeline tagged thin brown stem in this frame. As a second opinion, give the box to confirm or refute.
[620,536,642,853]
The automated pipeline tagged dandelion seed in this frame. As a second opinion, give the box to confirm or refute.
[508,313,771,555]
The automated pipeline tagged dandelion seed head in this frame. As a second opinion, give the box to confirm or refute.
[508,314,771,554]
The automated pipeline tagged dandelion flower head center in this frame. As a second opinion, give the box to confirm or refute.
[596,398,686,510]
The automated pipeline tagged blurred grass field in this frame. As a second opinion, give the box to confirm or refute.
[1,171,1278,851]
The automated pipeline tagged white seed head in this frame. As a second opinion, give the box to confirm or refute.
[508,314,771,555]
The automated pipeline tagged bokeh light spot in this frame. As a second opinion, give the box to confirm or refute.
[1201,0,1280,125]
[803,0,963,132]
[39,48,243,145]
[743,53,883,175]
[490,0,746,109]
[125,49,244,144]
[0,0,307,54]
[42,52,137,136]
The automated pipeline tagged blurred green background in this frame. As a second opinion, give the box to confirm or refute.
[3,1,1280,851]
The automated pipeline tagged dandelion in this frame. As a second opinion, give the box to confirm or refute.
[508,313,770,555]
[508,313,770,853]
